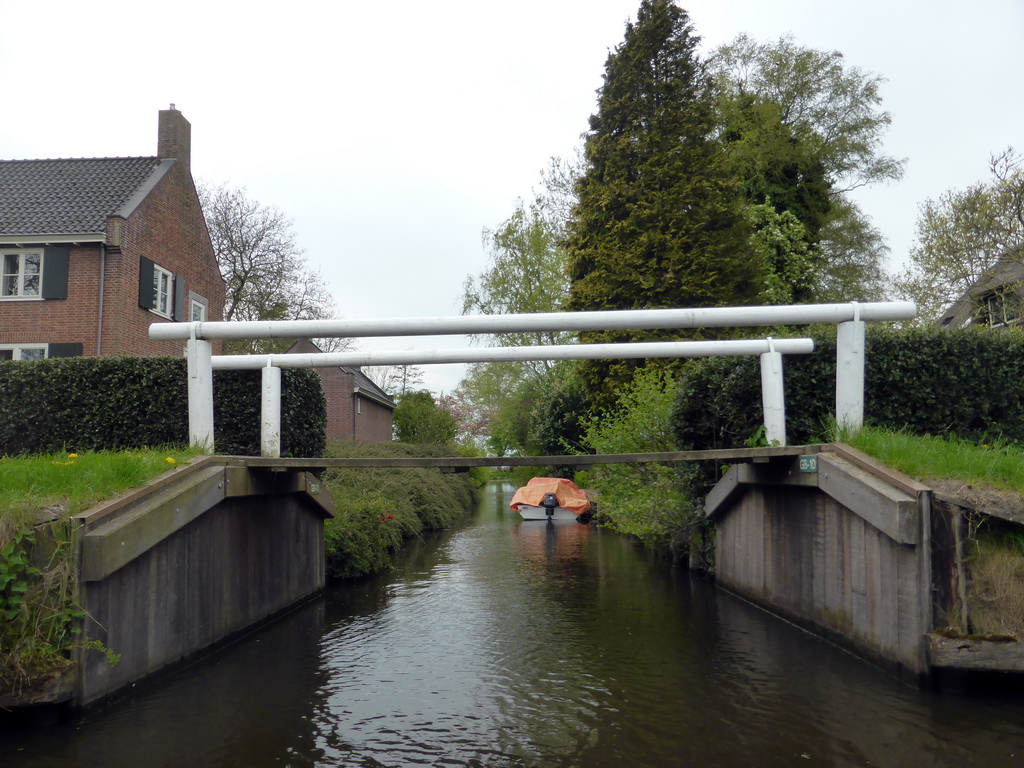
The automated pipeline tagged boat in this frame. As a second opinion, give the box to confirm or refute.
[509,477,592,522]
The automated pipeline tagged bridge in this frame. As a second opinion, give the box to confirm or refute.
[60,300,999,706]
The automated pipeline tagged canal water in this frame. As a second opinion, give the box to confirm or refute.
[3,483,1024,767]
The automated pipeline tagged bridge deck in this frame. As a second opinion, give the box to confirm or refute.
[231,445,821,471]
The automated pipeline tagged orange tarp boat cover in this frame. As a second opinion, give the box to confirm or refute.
[509,477,590,514]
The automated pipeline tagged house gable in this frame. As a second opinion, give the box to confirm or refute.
[0,107,224,358]
[285,340,395,443]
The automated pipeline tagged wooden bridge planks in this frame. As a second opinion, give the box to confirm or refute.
[234,445,818,471]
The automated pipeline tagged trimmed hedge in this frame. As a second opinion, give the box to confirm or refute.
[671,326,1024,450]
[0,356,326,457]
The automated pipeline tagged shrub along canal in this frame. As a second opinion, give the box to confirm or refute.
[3,483,1024,767]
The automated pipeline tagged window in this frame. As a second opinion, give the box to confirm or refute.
[139,257,186,320]
[190,297,207,322]
[1,250,42,298]
[977,289,1023,328]
[153,264,174,318]
[0,344,47,361]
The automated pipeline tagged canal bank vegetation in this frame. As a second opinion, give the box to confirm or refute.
[508,327,1024,582]
[320,441,483,579]
[573,367,703,555]
[0,447,202,696]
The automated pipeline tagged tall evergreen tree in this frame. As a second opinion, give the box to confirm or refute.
[564,0,757,406]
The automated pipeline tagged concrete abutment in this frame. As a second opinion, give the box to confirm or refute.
[71,458,333,706]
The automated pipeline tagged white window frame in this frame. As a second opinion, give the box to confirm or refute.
[190,297,207,322]
[152,264,174,319]
[1,249,43,300]
[980,290,1023,328]
[0,343,47,361]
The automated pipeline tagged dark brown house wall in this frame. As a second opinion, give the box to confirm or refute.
[323,369,356,442]
[355,397,394,442]
[284,340,393,443]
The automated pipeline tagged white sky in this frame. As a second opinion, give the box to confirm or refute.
[2,0,1021,393]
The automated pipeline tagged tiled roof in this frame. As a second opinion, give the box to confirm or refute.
[0,156,164,236]
[343,366,396,407]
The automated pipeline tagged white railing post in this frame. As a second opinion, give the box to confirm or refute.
[760,337,786,446]
[154,302,916,456]
[836,302,866,431]
[261,360,282,458]
[186,327,214,450]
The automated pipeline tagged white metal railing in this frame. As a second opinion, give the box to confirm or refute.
[150,302,916,457]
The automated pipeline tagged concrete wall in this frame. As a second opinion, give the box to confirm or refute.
[707,446,933,680]
[73,461,331,705]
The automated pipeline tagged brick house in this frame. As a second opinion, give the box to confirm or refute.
[0,106,224,360]
[286,340,395,442]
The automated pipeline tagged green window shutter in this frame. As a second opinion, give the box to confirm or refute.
[173,275,186,321]
[138,257,156,309]
[48,342,83,358]
[41,246,70,299]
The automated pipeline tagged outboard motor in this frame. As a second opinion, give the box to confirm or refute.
[541,492,559,517]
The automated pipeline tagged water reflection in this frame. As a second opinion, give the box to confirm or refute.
[2,482,1024,767]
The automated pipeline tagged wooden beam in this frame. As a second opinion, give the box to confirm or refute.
[817,453,918,545]
[928,634,1024,671]
[80,465,227,582]
[235,445,821,471]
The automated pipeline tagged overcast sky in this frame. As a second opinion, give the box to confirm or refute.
[2,0,1021,393]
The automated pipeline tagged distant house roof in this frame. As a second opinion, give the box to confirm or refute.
[0,156,170,239]
[938,252,1024,328]
[342,366,395,408]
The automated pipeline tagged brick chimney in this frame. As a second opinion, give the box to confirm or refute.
[157,104,191,170]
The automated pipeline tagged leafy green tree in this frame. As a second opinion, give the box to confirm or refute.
[457,159,580,453]
[709,33,904,193]
[814,197,892,302]
[446,362,540,455]
[745,201,818,305]
[898,148,1024,322]
[565,0,758,407]
[463,198,572,367]
[391,391,458,445]
[709,33,904,303]
[579,367,699,550]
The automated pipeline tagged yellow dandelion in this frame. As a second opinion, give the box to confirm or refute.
[165,457,177,465]
[68,453,78,458]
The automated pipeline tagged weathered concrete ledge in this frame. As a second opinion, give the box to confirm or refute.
[69,458,333,707]
[707,444,936,682]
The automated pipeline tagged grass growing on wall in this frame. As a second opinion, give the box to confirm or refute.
[0,447,201,695]
[0,448,203,528]
[320,441,482,579]
[838,425,1024,494]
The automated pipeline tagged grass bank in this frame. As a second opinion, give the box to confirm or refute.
[841,426,1024,494]
[840,426,1024,637]
[320,441,483,579]
[0,447,202,695]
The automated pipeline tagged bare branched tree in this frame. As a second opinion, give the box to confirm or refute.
[198,182,349,354]
[362,363,425,397]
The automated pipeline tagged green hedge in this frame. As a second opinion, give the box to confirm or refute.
[0,357,326,457]
[671,326,1024,450]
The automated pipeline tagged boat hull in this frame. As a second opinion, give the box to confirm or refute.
[515,504,580,521]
